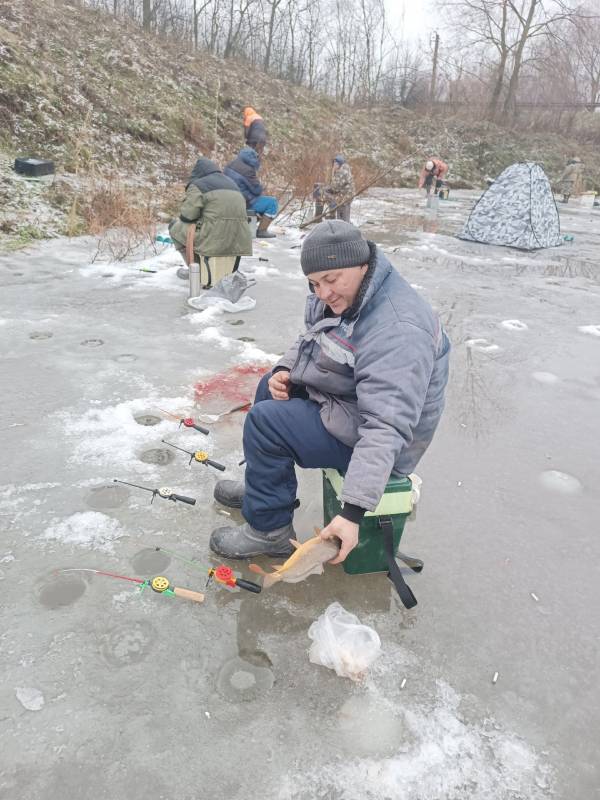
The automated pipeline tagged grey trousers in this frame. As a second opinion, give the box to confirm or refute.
[335,203,351,222]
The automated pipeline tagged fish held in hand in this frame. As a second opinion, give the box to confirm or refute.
[249,530,339,589]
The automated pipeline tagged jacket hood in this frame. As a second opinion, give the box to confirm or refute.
[333,154,346,165]
[239,147,260,169]
[243,107,262,125]
[189,158,220,182]
[345,243,392,317]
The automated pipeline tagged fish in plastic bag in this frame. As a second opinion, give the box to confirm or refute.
[307,602,381,682]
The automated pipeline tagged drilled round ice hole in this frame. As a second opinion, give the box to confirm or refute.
[227,319,244,326]
[236,336,255,342]
[114,353,138,363]
[134,413,161,427]
[216,656,274,703]
[81,338,104,347]
[13,272,24,277]
[102,273,115,278]
[139,447,174,465]
[100,620,154,667]
[38,574,87,608]
[86,483,130,510]
[131,548,171,575]
[29,331,53,340]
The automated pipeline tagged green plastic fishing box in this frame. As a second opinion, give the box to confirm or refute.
[322,469,413,575]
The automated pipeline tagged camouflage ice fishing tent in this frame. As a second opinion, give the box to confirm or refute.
[459,162,562,250]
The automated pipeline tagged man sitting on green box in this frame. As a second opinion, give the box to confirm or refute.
[210,220,451,563]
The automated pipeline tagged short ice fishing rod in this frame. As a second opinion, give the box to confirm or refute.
[113,479,196,505]
[157,408,209,435]
[161,440,226,471]
[58,568,205,604]
[155,547,261,594]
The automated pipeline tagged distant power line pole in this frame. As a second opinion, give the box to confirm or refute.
[430,31,440,102]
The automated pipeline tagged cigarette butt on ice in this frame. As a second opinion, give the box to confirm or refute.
[530,592,539,602]
[218,509,231,517]
[400,678,407,689]
[492,671,499,684]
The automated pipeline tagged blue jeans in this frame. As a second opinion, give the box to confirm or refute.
[249,195,279,218]
[242,374,353,532]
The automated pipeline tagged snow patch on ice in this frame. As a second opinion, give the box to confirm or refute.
[465,338,500,353]
[539,470,583,495]
[42,511,125,553]
[578,324,600,337]
[278,679,553,800]
[190,326,279,363]
[15,687,45,712]
[500,319,528,331]
[193,326,235,349]
[185,306,223,325]
[532,372,560,385]
[62,396,190,469]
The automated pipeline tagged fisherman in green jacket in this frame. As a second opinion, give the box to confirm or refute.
[169,157,253,287]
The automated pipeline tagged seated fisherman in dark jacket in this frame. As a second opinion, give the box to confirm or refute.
[224,147,279,239]
[210,221,451,562]
[169,157,252,287]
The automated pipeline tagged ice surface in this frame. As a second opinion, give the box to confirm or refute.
[1,189,599,799]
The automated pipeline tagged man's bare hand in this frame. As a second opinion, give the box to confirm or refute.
[268,370,291,400]
[320,515,359,564]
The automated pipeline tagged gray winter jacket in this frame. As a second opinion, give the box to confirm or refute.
[276,243,450,511]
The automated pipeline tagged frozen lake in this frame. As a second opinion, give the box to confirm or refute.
[0,188,598,799]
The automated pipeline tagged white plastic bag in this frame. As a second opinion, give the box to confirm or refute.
[187,272,257,313]
[187,294,256,313]
[308,602,381,681]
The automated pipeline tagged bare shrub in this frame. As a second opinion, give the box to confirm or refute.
[82,176,161,261]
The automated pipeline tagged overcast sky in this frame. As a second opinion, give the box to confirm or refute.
[384,0,430,42]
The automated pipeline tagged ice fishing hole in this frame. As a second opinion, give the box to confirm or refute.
[139,447,174,465]
[81,338,104,347]
[236,336,255,343]
[216,655,274,703]
[114,353,138,363]
[100,620,155,667]
[227,319,244,326]
[102,273,115,278]
[38,574,87,608]
[134,413,162,427]
[86,483,130,511]
[13,272,24,277]
[131,548,171,575]
[29,331,53,340]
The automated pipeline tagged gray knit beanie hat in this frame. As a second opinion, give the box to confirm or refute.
[301,220,370,275]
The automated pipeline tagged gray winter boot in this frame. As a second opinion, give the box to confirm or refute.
[214,479,245,509]
[209,521,295,559]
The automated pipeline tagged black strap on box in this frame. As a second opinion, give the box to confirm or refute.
[378,516,417,609]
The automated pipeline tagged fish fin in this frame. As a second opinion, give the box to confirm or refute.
[289,539,301,550]
[262,572,281,589]
[313,526,322,537]
[248,563,267,576]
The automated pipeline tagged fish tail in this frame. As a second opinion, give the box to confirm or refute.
[262,573,281,589]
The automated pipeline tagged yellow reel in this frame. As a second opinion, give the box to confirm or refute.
[193,451,208,463]
[151,575,170,593]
